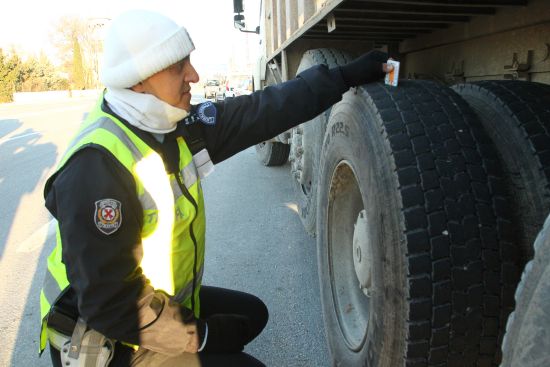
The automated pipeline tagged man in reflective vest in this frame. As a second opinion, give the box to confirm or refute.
[39,8,392,367]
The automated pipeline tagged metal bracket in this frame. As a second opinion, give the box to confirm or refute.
[445,60,465,84]
[542,43,550,62]
[268,60,283,84]
[504,50,533,80]
[327,13,336,33]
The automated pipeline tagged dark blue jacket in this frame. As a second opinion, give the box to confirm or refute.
[182,64,347,163]
[44,64,348,346]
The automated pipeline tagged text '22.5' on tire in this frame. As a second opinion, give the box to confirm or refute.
[316,81,518,367]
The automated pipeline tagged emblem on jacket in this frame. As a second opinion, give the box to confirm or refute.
[197,101,217,125]
[94,199,122,235]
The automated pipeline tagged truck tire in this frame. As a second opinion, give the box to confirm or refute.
[255,141,290,166]
[317,81,518,367]
[453,81,550,262]
[290,48,354,236]
[501,213,550,367]
[254,64,291,167]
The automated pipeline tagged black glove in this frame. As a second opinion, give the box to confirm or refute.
[202,314,252,354]
[339,50,389,87]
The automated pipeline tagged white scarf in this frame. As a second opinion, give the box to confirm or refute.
[104,88,189,134]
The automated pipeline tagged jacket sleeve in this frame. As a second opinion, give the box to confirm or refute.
[45,147,204,355]
[200,64,348,163]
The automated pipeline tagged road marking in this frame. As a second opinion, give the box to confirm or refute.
[16,219,56,253]
[0,132,41,144]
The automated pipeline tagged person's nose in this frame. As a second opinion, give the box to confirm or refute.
[185,63,200,83]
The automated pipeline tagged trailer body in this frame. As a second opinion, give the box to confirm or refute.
[237,1,550,365]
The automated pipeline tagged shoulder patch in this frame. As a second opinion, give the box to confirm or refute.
[94,199,122,235]
[197,101,217,125]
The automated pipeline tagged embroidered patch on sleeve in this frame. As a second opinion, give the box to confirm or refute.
[94,199,122,235]
[197,101,217,125]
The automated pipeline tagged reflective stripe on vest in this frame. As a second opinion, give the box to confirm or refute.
[39,98,206,353]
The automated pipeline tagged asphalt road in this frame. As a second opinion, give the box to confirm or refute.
[0,95,330,367]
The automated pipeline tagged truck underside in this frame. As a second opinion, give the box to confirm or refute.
[262,0,550,84]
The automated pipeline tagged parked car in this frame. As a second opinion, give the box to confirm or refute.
[203,79,220,99]
[215,91,225,102]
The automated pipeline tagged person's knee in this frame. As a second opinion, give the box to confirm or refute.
[258,299,268,330]
[249,295,269,338]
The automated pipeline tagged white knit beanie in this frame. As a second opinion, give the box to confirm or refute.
[100,9,195,88]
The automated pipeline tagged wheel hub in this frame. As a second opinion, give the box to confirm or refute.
[353,210,372,297]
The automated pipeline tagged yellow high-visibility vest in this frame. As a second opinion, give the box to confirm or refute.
[39,98,206,353]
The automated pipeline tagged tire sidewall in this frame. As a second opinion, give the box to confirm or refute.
[254,141,289,166]
[292,113,327,233]
[501,213,550,367]
[453,82,550,261]
[292,49,354,235]
[317,90,406,367]
[255,141,273,165]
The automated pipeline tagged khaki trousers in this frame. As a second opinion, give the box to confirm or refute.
[130,348,201,366]
[129,348,265,367]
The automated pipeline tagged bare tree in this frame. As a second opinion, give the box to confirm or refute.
[50,15,105,89]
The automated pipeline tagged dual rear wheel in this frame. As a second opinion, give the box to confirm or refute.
[318,81,519,366]
[255,48,550,366]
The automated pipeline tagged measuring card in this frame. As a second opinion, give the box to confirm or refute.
[385,59,400,87]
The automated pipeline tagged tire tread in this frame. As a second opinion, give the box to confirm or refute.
[361,81,516,365]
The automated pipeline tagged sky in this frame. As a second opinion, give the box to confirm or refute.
[0,0,261,78]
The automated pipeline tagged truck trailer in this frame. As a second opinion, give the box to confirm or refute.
[233,0,550,366]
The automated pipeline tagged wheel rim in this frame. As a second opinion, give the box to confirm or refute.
[328,161,371,351]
